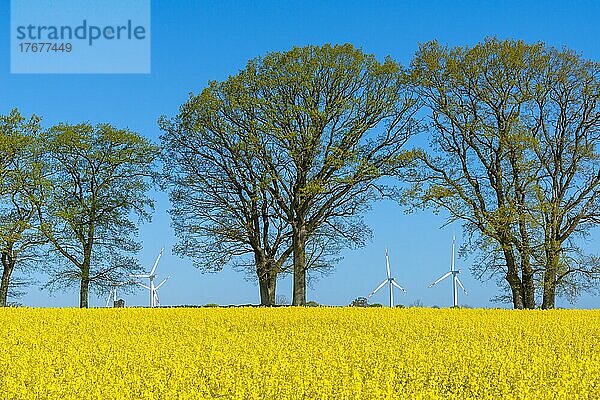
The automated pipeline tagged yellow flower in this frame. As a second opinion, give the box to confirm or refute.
[0,307,597,399]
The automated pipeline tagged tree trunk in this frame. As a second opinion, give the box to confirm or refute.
[258,258,277,306]
[0,250,15,307]
[541,241,560,309]
[517,223,536,309]
[511,148,536,309]
[541,277,556,309]
[521,257,536,309]
[79,259,90,308]
[292,223,307,306]
[501,243,524,309]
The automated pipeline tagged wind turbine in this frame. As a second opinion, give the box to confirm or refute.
[105,282,127,307]
[131,248,170,307]
[429,236,467,307]
[367,249,406,307]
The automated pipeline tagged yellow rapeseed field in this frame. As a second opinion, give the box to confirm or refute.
[0,307,598,399]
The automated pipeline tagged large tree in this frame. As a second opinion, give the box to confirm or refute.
[526,47,600,308]
[39,123,159,308]
[249,44,420,305]
[407,38,600,309]
[0,109,46,306]
[160,72,343,306]
[162,44,419,305]
[160,87,293,306]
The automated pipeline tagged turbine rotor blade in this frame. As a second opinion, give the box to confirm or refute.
[150,248,164,276]
[385,249,391,279]
[429,271,453,287]
[456,277,468,295]
[391,280,406,292]
[451,235,456,271]
[368,280,388,298]
[137,283,151,290]
[155,276,170,290]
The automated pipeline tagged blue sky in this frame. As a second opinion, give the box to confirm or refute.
[1,0,599,308]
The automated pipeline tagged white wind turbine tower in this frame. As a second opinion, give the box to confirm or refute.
[368,249,406,307]
[429,236,467,307]
[132,248,170,307]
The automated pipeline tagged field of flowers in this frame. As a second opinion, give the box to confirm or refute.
[0,307,598,399]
